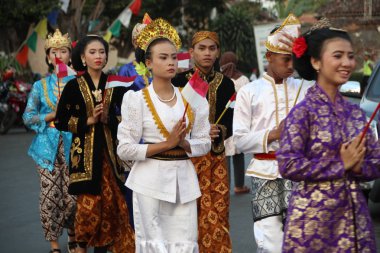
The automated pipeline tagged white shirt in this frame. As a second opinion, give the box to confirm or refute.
[117,84,211,203]
[233,73,312,179]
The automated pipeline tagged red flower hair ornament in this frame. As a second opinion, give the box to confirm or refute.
[292,36,308,58]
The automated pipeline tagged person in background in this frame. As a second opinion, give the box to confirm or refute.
[249,67,258,81]
[277,18,380,252]
[117,18,211,252]
[23,29,77,253]
[118,13,152,89]
[220,51,250,194]
[172,31,235,253]
[233,14,311,253]
[55,35,135,253]
[360,51,374,96]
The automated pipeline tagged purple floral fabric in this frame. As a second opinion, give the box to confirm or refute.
[277,84,380,252]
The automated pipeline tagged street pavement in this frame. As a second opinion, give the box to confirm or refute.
[0,127,379,252]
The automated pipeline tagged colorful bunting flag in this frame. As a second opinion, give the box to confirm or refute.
[109,19,122,37]
[15,45,29,67]
[103,30,112,42]
[35,18,48,38]
[26,31,38,52]
[47,10,59,26]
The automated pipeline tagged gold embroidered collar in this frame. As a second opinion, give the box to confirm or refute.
[142,86,194,139]
[263,73,289,127]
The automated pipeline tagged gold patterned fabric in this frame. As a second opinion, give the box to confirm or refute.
[192,152,232,253]
[277,84,380,252]
[192,31,220,47]
[75,153,135,252]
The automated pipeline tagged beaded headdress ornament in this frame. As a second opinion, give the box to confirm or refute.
[308,17,346,33]
[135,18,181,52]
[132,13,152,47]
[44,29,72,51]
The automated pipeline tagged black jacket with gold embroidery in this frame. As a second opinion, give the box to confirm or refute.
[55,72,130,195]
[172,68,235,155]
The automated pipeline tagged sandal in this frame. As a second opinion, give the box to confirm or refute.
[67,231,77,253]
[234,186,250,194]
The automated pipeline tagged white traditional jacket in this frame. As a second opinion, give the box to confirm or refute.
[233,73,312,180]
[117,84,211,203]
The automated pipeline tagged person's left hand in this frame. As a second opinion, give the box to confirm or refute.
[279,27,301,54]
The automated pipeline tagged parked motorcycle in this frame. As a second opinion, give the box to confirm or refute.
[0,68,31,134]
[0,80,16,134]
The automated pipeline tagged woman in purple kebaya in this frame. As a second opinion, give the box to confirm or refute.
[276,19,380,252]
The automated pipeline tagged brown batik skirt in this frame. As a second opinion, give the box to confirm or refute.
[75,155,135,253]
[37,136,76,241]
[192,152,232,253]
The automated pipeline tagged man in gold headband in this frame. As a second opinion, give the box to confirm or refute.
[172,31,235,253]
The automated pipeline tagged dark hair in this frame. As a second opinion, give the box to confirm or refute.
[71,35,109,71]
[45,47,72,73]
[135,38,174,64]
[293,28,352,80]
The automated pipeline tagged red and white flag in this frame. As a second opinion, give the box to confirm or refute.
[226,92,237,109]
[118,0,142,28]
[105,75,137,89]
[181,70,209,108]
[55,57,76,78]
[177,52,191,69]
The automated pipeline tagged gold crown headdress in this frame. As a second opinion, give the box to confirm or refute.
[265,13,301,55]
[135,18,181,52]
[44,29,72,51]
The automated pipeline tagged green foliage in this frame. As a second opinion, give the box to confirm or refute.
[271,0,328,18]
[0,0,60,27]
[211,4,257,72]
[0,54,21,72]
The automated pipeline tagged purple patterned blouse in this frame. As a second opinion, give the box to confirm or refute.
[277,84,380,252]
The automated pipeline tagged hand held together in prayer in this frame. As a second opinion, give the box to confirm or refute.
[340,135,366,173]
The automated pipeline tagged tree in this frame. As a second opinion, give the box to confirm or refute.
[0,0,60,53]
[211,2,260,73]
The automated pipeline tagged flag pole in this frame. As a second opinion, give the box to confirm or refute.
[215,92,236,125]
[182,103,189,120]
[360,101,380,143]
[215,106,229,125]
[293,79,304,106]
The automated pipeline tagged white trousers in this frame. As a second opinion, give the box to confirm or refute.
[254,215,284,253]
[133,192,199,253]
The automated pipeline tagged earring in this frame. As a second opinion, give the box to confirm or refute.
[82,59,86,66]
[316,69,320,73]
[48,59,52,64]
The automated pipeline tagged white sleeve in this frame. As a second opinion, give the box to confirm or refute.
[186,98,211,157]
[117,90,148,161]
[233,86,270,154]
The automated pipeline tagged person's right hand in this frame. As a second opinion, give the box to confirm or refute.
[268,120,285,144]
[340,135,366,171]
[87,103,103,125]
[167,119,186,149]
[45,111,56,122]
